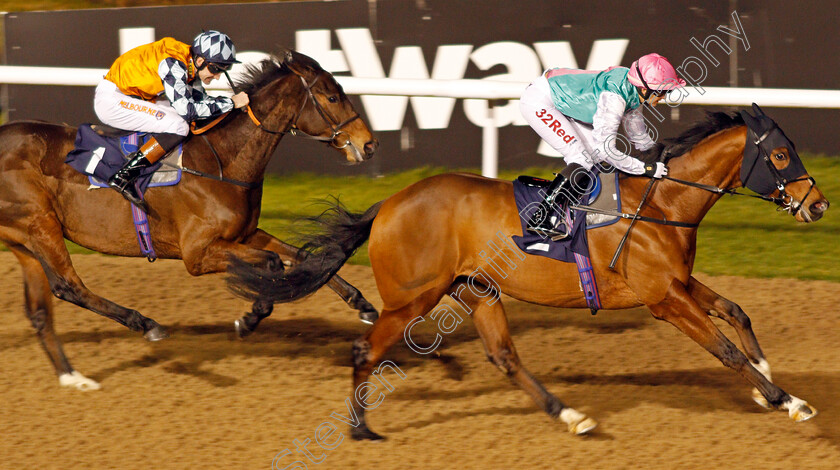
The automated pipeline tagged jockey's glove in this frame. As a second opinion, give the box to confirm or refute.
[643,162,669,179]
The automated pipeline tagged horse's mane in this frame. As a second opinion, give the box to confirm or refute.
[663,111,745,158]
[234,49,324,95]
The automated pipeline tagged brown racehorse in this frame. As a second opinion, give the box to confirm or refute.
[0,51,379,390]
[228,105,830,438]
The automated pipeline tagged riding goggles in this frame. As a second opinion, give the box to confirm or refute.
[207,63,232,74]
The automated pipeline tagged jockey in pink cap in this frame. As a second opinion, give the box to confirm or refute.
[519,52,686,240]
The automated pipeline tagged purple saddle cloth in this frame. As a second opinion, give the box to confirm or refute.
[64,124,181,194]
[510,178,593,263]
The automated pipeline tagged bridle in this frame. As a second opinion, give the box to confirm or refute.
[237,70,361,149]
[179,67,363,190]
[744,126,815,215]
[663,124,815,217]
[607,112,815,269]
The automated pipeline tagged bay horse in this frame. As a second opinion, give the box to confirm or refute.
[227,104,829,438]
[0,50,379,390]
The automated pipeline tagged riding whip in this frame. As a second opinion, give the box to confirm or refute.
[608,143,667,270]
[223,70,238,94]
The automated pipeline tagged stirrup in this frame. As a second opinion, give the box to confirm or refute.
[527,225,571,241]
[109,178,148,212]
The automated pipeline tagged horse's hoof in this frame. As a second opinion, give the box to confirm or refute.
[234,318,254,339]
[359,308,379,325]
[568,416,598,435]
[350,425,386,441]
[59,371,101,391]
[143,325,169,342]
[790,402,818,422]
[752,388,771,410]
[561,408,598,435]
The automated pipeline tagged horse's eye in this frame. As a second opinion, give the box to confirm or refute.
[775,153,786,161]
[328,96,338,103]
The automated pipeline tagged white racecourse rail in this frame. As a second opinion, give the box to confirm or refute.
[2,65,840,177]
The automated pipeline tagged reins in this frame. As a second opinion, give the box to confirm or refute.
[162,64,362,190]
[573,202,699,228]
[663,175,778,201]
[228,69,361,144]
[606,122,817,269]
[662,123,816,214]
[157,136,262,190]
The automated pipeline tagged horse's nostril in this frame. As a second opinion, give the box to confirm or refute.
[364,139,379,156]
[811,200,829,214]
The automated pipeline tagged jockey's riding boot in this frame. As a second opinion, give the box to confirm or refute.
[108,137,167,212]
[526,172,574,241]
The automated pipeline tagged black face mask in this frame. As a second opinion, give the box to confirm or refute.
[739,103,808,196]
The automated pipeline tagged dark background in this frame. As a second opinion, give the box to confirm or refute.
[4,0,838,175]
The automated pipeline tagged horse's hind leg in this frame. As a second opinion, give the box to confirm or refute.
[26,214,167,341]
[649,278,816,422]
[687,276,773,408]
[9,245,100,390]
[455,282,597,435]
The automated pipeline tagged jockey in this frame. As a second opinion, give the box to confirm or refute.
[94,30,250,211]
[519,53,686,240]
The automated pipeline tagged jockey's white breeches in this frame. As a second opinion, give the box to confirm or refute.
[94,79,189,136]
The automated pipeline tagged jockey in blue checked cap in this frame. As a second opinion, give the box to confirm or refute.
[94,30,250,211]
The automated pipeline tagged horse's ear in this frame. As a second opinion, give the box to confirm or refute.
[282,49,306,75]
[740,109,758,129]
[751,103,765,116]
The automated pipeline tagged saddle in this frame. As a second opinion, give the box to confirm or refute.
[516,171,622,231]
[65,124,183,191]
[511,170,623,314]
[89,123,135,138]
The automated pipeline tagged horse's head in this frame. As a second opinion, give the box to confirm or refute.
[739,103,829,222]
[281,50,377,163]
[237,51,378,164]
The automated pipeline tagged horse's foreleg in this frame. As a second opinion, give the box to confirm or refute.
[458,285,597,435]
[26,216,167,341]
[687,276,773,408]
[649,279,816,422]
[181,237,283,338]
[349,287,448,441]
[9,245,100,390]
[242,229,379,326]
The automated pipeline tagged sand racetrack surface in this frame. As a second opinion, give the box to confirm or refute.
[1,252,838,469]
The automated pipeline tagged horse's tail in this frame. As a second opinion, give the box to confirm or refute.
[227,199,383,304]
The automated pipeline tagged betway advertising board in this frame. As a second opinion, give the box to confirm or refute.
[4,0,838,174]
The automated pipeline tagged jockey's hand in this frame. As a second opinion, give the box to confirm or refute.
[232,92,250,109]
[643,162,668,179]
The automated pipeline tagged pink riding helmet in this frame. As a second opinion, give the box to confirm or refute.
[627,53,686,90]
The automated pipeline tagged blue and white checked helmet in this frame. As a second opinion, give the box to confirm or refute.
[191,30,240,65]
